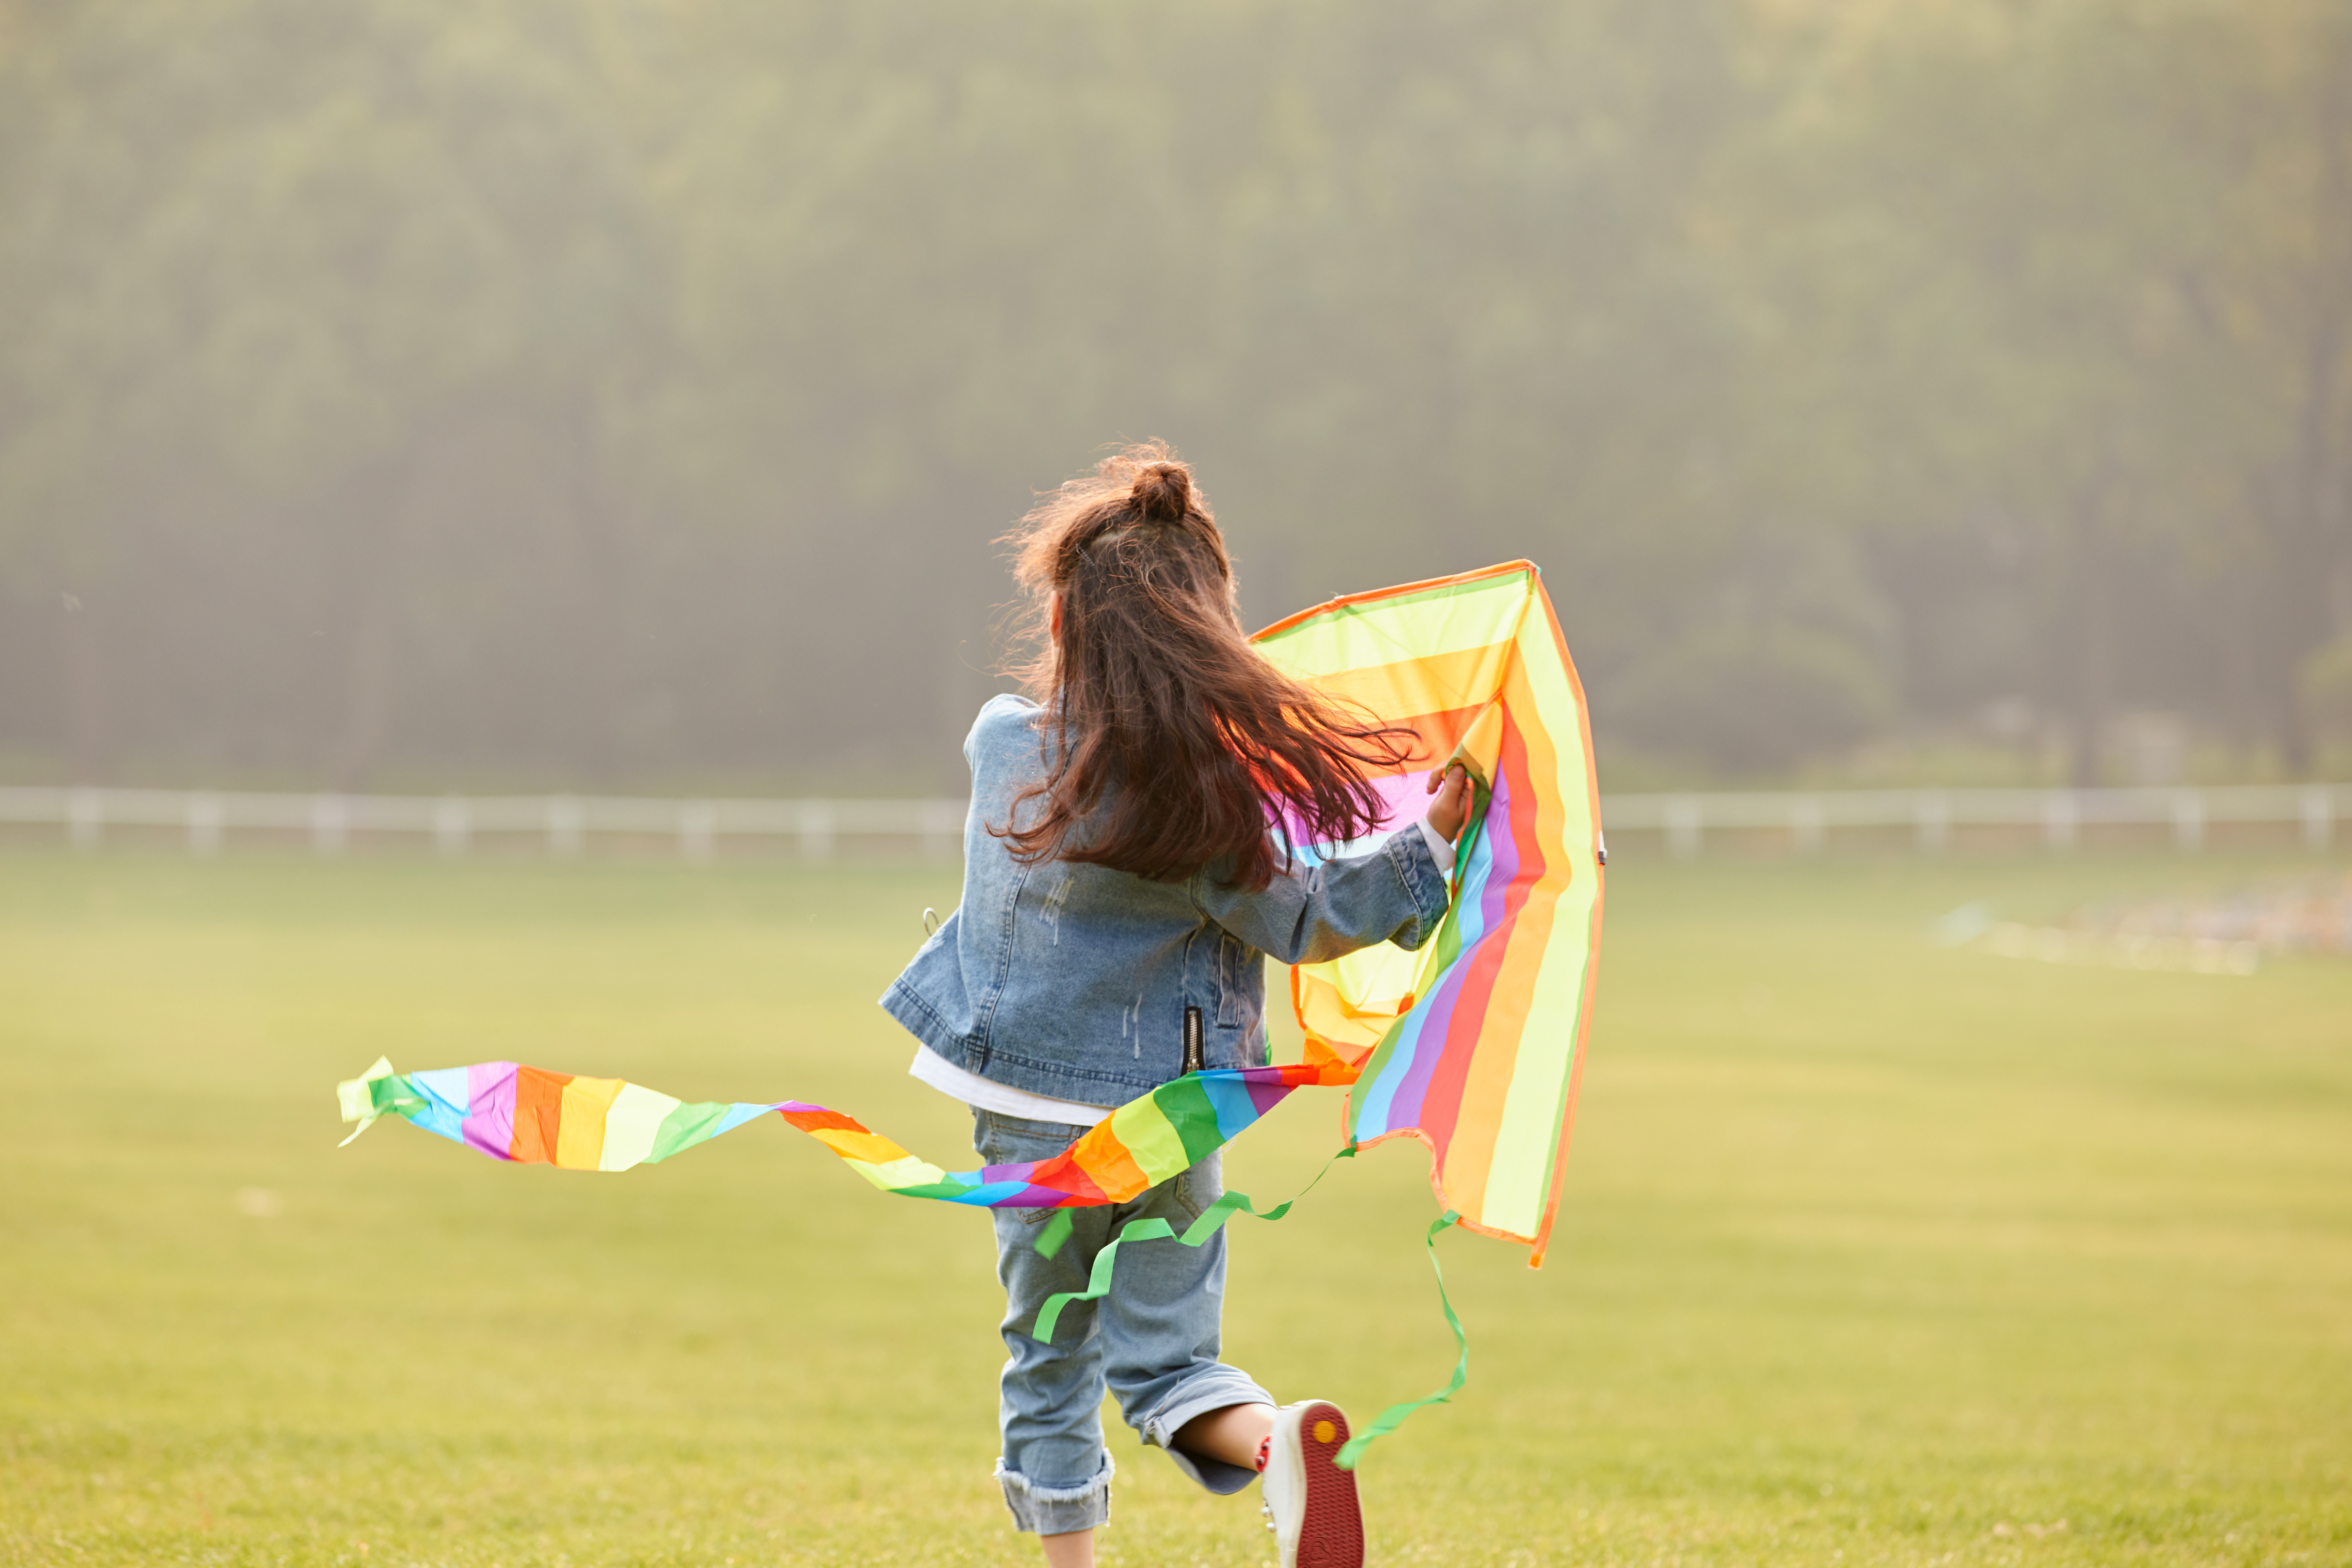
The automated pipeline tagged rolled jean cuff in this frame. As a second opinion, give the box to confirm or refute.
[1140,1366,1276,1496]
[995,1453,1114,1535]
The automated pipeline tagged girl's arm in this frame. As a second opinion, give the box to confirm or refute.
[1194,767,1468,964]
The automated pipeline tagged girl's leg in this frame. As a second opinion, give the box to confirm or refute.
[980,1113,1120,1541]
[994,1217,1115,1530]
[1099,1152,1278,1490]
[1173,1401,1278,1471]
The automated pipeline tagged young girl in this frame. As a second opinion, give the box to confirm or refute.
[883,443,1471,1568]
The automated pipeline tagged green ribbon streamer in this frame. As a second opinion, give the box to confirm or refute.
[1029,1145,1358,1341]
[1031,1216,1178,1341]
[1335,1209,1465,1471]
[1027,1181,1471,1470]
[1032,1206,1077,1259]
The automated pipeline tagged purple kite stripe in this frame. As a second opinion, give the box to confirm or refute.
[1273,768,1430,857]
[461,1061,519,1160]
[940,1180,1037,1206]
[1360,769,1429,832]
[935,1178,1072,1208]
[1243,1074,1294,1117]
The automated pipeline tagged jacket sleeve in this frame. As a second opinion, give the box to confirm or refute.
[965,691,1040,770]
[1193,828,1453,964]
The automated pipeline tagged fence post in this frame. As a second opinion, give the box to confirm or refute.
[67,788,102,850]
[1915,792,1951,855]
[311,794,348,856]
[546,796,583,858]
[678,801,716,862]
[1666,795,1702,861]
[1791,797,1824,855]
[798,800,836,861]
[434,796,471,858]
[2042,791,2078,853]
[186,794,223,856]
[2303,786,2334,851]
[2170,789,2205,853]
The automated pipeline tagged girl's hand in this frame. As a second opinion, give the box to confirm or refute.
[1423,763,1472,843]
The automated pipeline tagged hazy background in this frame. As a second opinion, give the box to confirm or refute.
[2,0,2348,796]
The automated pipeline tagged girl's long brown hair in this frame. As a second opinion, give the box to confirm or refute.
[996,442,1414,889]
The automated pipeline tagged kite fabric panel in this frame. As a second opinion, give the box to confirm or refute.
[1250,561,1605,1263]
[335,560,1602,1264]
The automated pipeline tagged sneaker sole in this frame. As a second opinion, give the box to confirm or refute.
[1293,1401,1364,1568]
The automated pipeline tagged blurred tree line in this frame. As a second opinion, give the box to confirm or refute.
[1,0,2346,791]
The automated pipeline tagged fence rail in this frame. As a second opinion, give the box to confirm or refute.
[0,786,965,860]
[1,783,2344,859]
[1602,785,2346,856]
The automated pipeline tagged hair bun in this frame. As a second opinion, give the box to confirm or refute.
[1131,462,1192,523]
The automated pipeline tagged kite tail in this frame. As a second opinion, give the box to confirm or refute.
[334,1056,1353,1198]
[338,1056,1481,1464]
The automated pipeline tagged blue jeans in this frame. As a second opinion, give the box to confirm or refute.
[975,1110,1273,1535]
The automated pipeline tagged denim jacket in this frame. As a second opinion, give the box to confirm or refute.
[882,694,1453,1106]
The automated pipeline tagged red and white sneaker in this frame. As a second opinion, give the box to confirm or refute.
[1260,1399,1364,1568]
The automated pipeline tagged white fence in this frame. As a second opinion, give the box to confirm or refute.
[0,786,965,860]
[1603,785,2346,857]
[2,783,2345,860]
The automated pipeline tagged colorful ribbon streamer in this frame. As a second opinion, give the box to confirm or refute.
[336,1054,1358,1208]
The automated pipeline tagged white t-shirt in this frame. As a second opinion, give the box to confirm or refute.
[907,818,1458,1125]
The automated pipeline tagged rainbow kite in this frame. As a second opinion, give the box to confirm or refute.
[1252,560,1604,1263]
[338,561,1604,1263]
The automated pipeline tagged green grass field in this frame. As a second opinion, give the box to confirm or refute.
[2,849,2347,1567]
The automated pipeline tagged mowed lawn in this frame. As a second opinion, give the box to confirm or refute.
[1,849,2346,1568]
